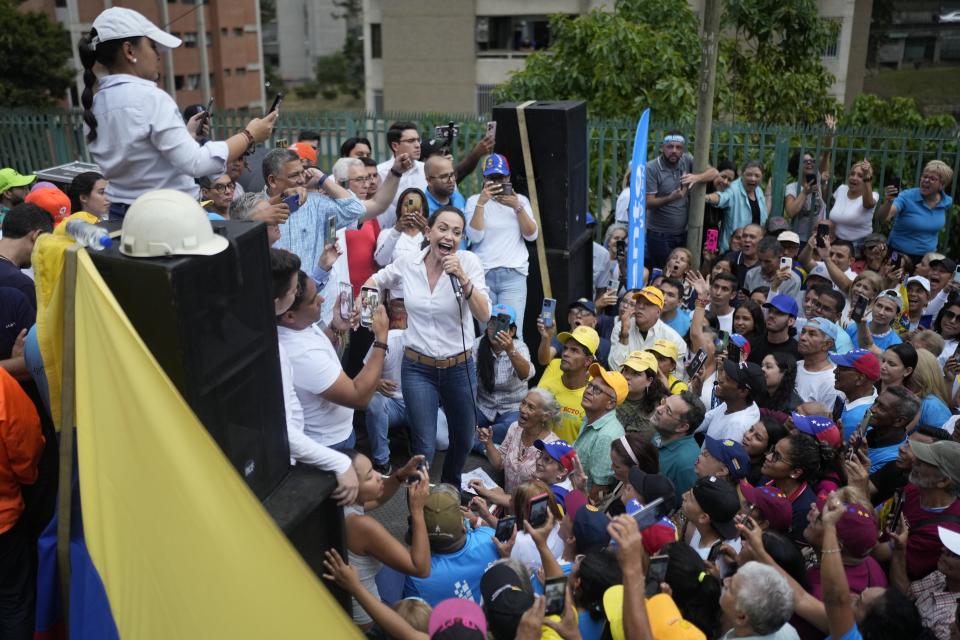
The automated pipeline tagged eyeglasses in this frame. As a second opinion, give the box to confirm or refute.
[208,181,236,193]
[766,449,787,463]
[429,172,457,182]
[399,137,421,145]
[944,310,960,322]
[348,175,375,184]
[585,383,615,401]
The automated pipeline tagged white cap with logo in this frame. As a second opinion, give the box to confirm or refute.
[91,7,182,50]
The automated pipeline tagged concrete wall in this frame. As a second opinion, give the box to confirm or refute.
[380,0,475,113]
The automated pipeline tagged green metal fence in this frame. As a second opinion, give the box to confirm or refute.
[2,108,958,247]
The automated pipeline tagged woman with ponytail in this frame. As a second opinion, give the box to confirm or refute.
[79,7,277,218]
[760,432,835,543]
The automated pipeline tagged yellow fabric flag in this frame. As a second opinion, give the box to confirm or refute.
[72,250,360,638]
[33,233,76,429]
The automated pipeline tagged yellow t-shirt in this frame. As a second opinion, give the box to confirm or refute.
[538,359,588,443]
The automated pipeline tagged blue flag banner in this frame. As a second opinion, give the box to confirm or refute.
[626,109,650,289]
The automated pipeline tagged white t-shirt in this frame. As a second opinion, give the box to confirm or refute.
[689,529,742,578]
[829,185,878,242]
[709,307,734,334]
[277,325,354,446]
[464,193,538,275]
[615,187,630,223]
[277,342,351,473]
[796,361,839,410]
[365,329,405,400]
[512,523,564,571]
[696,402,760,442]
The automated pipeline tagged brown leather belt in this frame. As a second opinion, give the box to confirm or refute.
[403,347,471,369]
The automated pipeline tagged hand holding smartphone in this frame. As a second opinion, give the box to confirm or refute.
[360,286,380,328]
[495,516,516,543]
[541,298,557,328]
[544,576,567,616]
[527,493,550,528]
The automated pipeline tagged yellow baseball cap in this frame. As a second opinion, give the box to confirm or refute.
[557,325,600,356]
[603,587,706,640]
[621,350,658,374]
[588,363,628,406]
[648,338,680,363]
[633,286,665,309]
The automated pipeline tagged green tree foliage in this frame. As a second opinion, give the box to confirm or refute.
[842,94,957,130]
[721,0,839,124]
[0,0,73,107]
[493,0,703,120]
[494,0,841,125]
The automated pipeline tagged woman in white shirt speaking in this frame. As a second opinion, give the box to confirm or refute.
[78,7,276,219]
[365,206,491,486]
[464,153,538,336]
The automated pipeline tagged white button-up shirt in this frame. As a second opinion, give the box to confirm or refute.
[88,74,229,204]
[608,317,688,377]
[371,247,489,358]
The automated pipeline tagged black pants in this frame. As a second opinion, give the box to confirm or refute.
[0,520,37,640]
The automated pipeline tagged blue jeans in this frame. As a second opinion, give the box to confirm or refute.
[471,409,519,454]
[329,430,356,452]
[485,267,528,338]
[645,230,686,271]
[401,355,478,487]
[365,393,450,465]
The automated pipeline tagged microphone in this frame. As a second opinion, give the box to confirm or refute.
[450,274,463,299]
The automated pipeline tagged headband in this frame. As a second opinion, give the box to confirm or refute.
[619,435,639,466]
[663,135,686,145]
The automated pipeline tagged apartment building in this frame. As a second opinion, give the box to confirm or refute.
[268,0,347,85]
[20,0,265,111]
[361,0,871,114]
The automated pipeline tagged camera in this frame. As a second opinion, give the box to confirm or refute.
[434,121,460,145]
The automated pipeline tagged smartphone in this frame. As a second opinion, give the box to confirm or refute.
[889,250,901,268]
[887,487,905,532]
[707,540,723,562]
[404,462,426,484]
[716,330,730,355]
[686,349,707,379]
[403,195,420,215]
[486,120,497,141]
[953,265,960,284]
[202,96,214,121]
[326,215,337,248]
[846,433,863,461]
[727,340,741,364]
[735,513,756,531]
[544,576,567,616]
[339,282,354,319]
[500,182,514,196]
[541,298,557,328]
[804,172,818,187]
[616,239,627,261]
[704,228,719,254]
[885,176,901,191]
[283,193,300,214]
[816,223,829,249]
[645,555,669,597]
[360,286,379,328]
[607,278,619,292]
[493,313,511,336]
[626,497,664,531]
[494,516,516,542]
[268,92,283,114]
[850,295,869,324]
[527,493,550,528]
[780,257,793,270]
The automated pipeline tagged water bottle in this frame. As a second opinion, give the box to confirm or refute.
[65,220,112,251]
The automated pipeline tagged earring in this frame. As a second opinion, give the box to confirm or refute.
[132,58,138,63]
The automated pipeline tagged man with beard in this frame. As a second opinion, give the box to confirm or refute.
[723,223,764,291]
[644,131,718,268]
[748,294,800,364]
[873,439,960,581]
[424,155,466,214]
[537,325,597,443]
[652,390,705,506]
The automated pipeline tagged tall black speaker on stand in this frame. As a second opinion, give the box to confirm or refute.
[490,101,592,357]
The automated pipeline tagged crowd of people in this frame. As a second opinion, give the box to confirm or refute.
[2,6,960,640]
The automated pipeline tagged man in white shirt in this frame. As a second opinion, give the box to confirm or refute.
[796,318,841,411]
[277,270,389,451]
[270,248,357,504]
[708,272,738,333]
[696,360,762,443]
[609,286,687,375]
[377,120,427,227]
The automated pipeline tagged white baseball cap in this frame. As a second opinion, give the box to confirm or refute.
[906,275,932,293]
[91,7,182,50]
[778,231,801,245]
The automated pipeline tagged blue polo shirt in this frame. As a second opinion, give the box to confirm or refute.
[889,188,952,256]
[425,188,466,214]
[662,308,692,338]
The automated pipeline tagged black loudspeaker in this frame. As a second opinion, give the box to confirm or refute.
[491,101,592,345]
[262,464,349,610]
[89,221,289,500]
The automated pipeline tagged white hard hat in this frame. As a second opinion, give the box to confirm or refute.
[120,189,228,258]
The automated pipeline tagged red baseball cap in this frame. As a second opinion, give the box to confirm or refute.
[739,481,792,533]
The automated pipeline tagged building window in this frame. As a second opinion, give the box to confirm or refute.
[224,68,232,76]
[822,18,841,58]
[206,32,212,47]
[220,27,228,36]
[234,27,244,37]
[174,75,185,90]
[477,16,554,53]
[477,84,496,115]
[183,32,198,48]
[371,23,382,59]
[187,74,201,90]
[236,68,247,76]
[373,89,384,113]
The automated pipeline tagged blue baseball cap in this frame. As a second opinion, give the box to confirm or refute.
[791,413,842,449]
[491,303,517,325]
[482,153,511,177]
[534,439,576,471]
[572,505,611,553]
[586,212,596,226]
[808,317,853,354]
[828,348,881,381]
[703,436,750,481]
[763,293,799,317]
[569,298,597,315]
